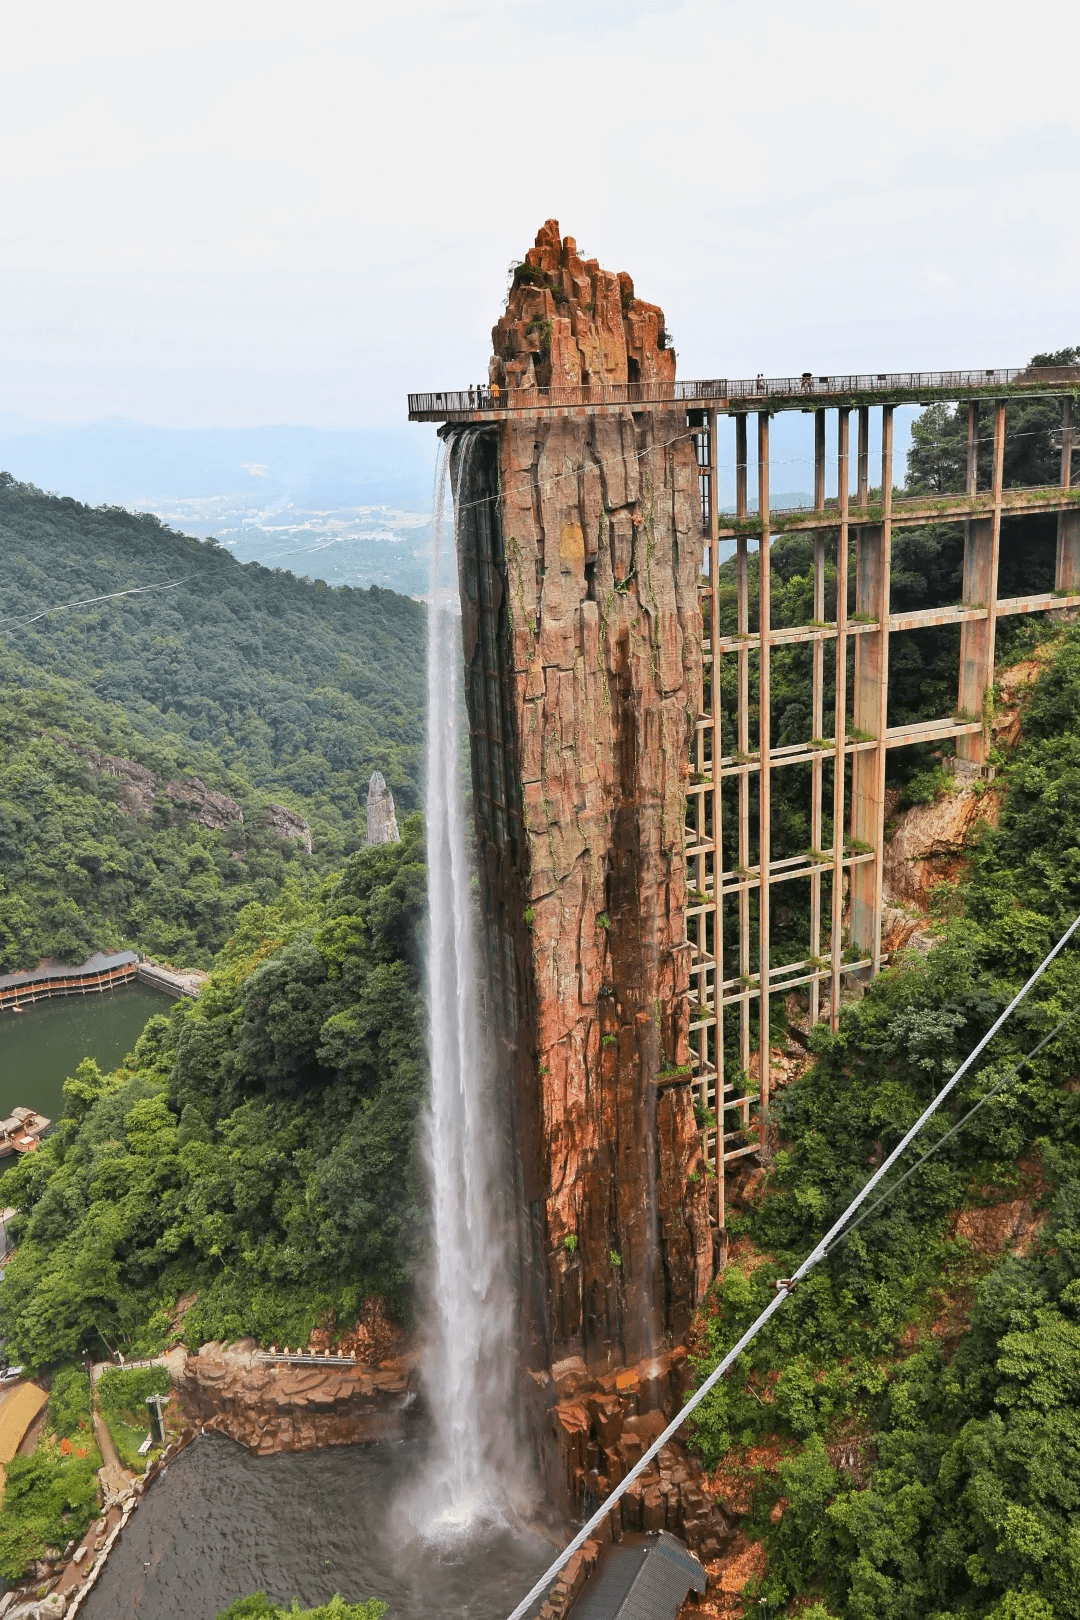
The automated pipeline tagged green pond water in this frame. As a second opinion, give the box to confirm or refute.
[0,985,172,1125]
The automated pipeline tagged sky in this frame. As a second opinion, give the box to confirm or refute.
[2,0,1078,431]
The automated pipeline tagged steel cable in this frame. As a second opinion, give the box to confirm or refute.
[503,911,1080,1620]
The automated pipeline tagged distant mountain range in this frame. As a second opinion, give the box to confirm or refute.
[0,416,441,597]
[0,409,915,600]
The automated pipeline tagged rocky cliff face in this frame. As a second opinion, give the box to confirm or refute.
[455,224,711,1379]
[52,737,247,831]
[530,1348,734,1560]
[264,802,313,853]
[882,651,1044,931]
[161,777,243,831]
[365,770,400,844]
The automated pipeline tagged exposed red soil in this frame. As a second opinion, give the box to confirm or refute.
[678,1533,769,1617]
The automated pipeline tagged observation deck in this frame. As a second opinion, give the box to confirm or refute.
[408,364,1080,424]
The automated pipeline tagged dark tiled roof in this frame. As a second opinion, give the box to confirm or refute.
[0,950,138,992]
[570,1547,645,1619]
[571,1532,707,1620]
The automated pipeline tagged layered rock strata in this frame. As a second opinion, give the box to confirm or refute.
[171,1341,417,1454]
[454,223,712,1379]
[527,1349,734,1563]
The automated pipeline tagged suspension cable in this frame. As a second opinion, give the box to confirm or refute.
[504,911,1080,1620]
[0,579,187,630]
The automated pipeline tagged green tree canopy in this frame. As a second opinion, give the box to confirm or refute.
[0,819,428,1367]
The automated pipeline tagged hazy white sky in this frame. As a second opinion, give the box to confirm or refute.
[2,0,1077,429]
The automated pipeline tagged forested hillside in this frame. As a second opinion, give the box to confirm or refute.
[0,821,427,1366]
[689,380,1080,1617]
[0,474,424,970]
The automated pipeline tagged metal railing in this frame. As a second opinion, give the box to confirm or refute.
[407,365,1080,419]
[408,381,688,415]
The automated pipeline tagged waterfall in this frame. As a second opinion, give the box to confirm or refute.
[415,431,519,1533]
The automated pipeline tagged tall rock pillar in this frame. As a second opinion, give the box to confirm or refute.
[453,223,712,1376]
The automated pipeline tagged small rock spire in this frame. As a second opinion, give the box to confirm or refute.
[490,219,675,393]
[366,771,400,844]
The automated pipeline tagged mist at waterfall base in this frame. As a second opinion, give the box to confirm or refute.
[80,1435,554,1620]
[400,432,534,1550]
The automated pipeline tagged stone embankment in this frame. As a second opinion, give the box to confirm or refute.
[0,1327,418,1619]
[170,1340,419,1453]
[0,1402,192,1620]
[133,961,206,998]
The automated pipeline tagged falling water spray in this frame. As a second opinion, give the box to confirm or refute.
[415,431,521,1533]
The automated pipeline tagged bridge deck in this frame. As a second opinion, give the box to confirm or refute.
[408,364,1080,423]
[417,368,1080,1239]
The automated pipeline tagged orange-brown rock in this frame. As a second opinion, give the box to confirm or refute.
[950,1197,1042,1255]
[992,646,1054,749]
[307,1297,404,1362]
[490,220,675,393]
[882,784,999,911]
[525,1348,733,1562]
[455,225,710,1374]
[687,1533,768,1617]
[535,1539,602,1620]
[171,1341,418,1454]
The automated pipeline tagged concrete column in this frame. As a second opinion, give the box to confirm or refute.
[957,400,1005,768]
[956,517,995,761]
[849,522,884,954]
[814,409,826,511]
[1056,399,1080,591]
[857,405,869,507]
[809,418,826,1021]
[829,409,850,1030]
[735,415,751,1081]
[871,406,894,973]
[849,405,892,963]
[706,407,724,1240]
[757,412,771,1150]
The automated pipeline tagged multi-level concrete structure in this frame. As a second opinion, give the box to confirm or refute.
[410,222,1080,1368]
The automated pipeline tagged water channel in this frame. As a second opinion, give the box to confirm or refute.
[0,984,171,1122]
[81,1434,553,1619]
